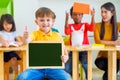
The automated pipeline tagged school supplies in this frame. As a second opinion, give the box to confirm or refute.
[73,2,90,14]
[8,42,19,47]
[27,41,64,69]
[0,42,19,47]
[92,43,105,48]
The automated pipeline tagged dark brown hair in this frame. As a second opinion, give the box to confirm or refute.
[70,6,73,17]
[100,2,118,41]
[0,14,16,31]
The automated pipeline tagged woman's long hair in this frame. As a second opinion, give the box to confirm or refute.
[100,2,118,41]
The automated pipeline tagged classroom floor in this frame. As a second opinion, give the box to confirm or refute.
[9,68,104,80]
[90,68,104,80]
[80,68,104,80]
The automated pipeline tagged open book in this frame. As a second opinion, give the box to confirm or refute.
[0,42,19,47]
[8,42,19,47]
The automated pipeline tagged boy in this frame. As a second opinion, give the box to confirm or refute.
[64,6,95,79]
[17,7,72,80]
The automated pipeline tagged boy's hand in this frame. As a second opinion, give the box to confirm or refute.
[23,26,29,39]
[61,55,69,63]
[65,11,69,28]
[65,11,69,22]
[23,31,29,39]
[61,48,69,63]
[23,26,30,44]
[91,8,95,17]
[90,8,95,23]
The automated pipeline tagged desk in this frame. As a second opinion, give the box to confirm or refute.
[66,46,118,80]
[0,46,26,80]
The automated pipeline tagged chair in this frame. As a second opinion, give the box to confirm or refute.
[4,53,23,80]
[63,35,83,80]
[79,62,83,80]
[0,0,17,79]
[4,36,23,80]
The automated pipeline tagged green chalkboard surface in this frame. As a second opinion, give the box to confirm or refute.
[27,41,64,69]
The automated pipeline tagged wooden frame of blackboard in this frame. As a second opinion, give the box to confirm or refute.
[26,41,64,69]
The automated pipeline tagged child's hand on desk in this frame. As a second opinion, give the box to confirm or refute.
[2,41,9,47]
[61,48,69,63]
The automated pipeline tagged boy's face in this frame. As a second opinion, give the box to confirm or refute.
[71,13,83,24]
[35,15,54,33]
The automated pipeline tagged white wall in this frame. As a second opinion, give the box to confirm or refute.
[13,0,120,36]
[13,0,120,67]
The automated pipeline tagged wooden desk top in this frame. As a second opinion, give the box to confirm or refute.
[65,45,120,51]
[0,45,27,80]
[66,45,119,80]
[0,46,26,51]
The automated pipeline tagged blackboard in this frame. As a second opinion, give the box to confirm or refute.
[26,41,64,69]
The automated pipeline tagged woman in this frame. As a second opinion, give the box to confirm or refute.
[94,2,120,80]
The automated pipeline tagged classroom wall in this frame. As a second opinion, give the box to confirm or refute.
[13,0,120,68]
[13,0,120,36]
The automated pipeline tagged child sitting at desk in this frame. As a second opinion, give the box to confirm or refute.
[64,4,95,79]
[17,7,72,80]
[0,14,23,80]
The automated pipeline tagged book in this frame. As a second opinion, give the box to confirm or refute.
[8,42,19,47]
[92,43,105,48]
[0,42,19,47]
[73,2,90,14]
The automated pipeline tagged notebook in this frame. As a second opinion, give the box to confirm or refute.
[92,43,105,48]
